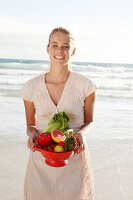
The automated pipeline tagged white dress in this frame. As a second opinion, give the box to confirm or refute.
[19,71,97,200]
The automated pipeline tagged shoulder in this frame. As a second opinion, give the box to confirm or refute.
[71,71,94,84]
[22,73,44,91]
[26,73,43,86]
[71,71,97,98]
[19,73,44,101]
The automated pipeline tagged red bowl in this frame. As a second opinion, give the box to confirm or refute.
[33,138,80,167]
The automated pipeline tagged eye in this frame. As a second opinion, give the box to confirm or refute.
[63,46,69,49]
[52,44,58,47]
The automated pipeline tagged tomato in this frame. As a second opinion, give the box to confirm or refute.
[47,144,56,151]
[47,146,53,151]
[51,144,56,148]
[38,132,52,147]
[58,141,65,147]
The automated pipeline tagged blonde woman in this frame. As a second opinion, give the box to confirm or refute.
[20,27,96,200]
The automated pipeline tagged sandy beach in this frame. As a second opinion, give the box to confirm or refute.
[1,134,133,200]
[0,135,28,200]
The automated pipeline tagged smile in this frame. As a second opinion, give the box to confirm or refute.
[54,56,65,60]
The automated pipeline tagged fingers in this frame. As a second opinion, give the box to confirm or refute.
[74,133,85,154]
[27,137,35,152]
[76,143,85,154]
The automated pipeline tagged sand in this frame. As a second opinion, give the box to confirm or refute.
[0,134,133,200]
[0,135,28,200]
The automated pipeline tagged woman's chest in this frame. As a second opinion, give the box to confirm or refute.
[33,79,85,117]
[45,82,66,107]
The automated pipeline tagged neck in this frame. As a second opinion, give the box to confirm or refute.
[47,63,71,82]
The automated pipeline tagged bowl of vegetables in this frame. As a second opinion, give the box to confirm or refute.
[34,132,79,167]
[33,112,80,167]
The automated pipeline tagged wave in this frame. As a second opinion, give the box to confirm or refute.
[98,84,133,91]
[0,58,133,71]
[72,62,133,72]
[97,93,133,99]
[0,59,133,99]
[0,69,41,77]
[77,65,133,75]
[1,59,133,81]
[0,59,49,71]
[0,63,49,71]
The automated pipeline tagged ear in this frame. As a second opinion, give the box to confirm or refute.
[46,45,49,54]
[71,47,76,56]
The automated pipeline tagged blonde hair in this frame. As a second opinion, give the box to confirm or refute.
[48,27,74,45]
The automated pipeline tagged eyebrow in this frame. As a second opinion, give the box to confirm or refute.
[63,43,70,45]
[51,42,70,45]
[51,42,58,44]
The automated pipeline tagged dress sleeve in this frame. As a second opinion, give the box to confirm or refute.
[19,79,33,102]
[84,78,97,98]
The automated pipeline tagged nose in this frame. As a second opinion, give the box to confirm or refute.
[57,46,63,52]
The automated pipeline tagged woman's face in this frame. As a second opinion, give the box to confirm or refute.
[47,31,75,67]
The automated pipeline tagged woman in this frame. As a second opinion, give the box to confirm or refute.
[20,27,96,200]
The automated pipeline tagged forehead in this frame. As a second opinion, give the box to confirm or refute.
[49,32,71,44]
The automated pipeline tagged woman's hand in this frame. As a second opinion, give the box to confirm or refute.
[27,126,39,152]
[74,132,85,154]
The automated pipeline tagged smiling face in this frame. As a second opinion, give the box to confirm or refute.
[47,31,76,67]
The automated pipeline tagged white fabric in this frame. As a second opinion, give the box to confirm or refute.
[19,71,96,200]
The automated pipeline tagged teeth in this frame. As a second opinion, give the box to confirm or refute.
[55,56,64,59]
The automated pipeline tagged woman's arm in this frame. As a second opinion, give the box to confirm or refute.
[24,100,39,151]
[74,92,96,153]
[80,91,96,135]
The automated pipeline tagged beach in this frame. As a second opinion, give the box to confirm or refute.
[1,135,133,200]
[1,134,133,200]
[0,59,133,200]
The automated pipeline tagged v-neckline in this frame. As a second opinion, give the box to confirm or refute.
[43,71,71,108]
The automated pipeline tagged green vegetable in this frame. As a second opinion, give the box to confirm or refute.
[64,136,77,152]
[64,129,73,137]
[63,125,70,132]
[44,112,71,133]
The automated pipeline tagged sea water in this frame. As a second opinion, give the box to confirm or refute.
[0,59,133,199]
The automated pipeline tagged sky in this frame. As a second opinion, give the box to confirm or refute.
[0,0,133,64]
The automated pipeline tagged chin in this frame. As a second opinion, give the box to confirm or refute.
[54,60,69,67]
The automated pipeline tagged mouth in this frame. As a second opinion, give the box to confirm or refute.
[54,56,65,60]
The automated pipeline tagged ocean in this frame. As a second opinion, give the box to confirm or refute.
[0,58,133,199]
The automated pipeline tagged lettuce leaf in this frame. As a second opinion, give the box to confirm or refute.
[44,112,71,133]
